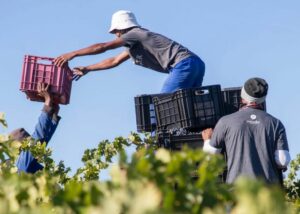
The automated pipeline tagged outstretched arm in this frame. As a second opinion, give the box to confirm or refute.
[72,50,130,81]
[17,84,61,173]
[54,38,125,67]
[31,84,60,143]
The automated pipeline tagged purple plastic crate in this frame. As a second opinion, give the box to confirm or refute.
[20,55,73,104]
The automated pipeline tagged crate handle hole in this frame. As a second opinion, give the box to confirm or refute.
[195,89,208,95]
[37,59,53,65]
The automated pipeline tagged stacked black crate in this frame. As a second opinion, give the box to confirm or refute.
[157,130,203,151]
[134,93,171,133]
[153,85,224,151]
[222,87,267,114]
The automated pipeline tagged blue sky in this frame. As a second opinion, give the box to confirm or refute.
[1,1,299,178]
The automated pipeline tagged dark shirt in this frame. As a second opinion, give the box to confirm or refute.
[210,107,289,184]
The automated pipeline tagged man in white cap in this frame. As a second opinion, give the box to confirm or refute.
[54,10,205,93]
[202,77,291,185]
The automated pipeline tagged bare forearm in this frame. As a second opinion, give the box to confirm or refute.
[72,43,108,57]
[85,57,120,71]
[55,38,125,67]
[72,50,130,80]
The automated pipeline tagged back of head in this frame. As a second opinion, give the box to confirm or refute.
[109,10,140,33]
[241,77,268,104]
[10,128,30,141]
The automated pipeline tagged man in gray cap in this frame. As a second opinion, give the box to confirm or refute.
[10,83,60,173]
[202,77,291,184]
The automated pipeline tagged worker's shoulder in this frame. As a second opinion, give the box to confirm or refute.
[219,108,265,121]
[134,27,171,39]
[216,112,240,126]
[126,27,148,35]
[122,27,149,40]
[222,108,283,124]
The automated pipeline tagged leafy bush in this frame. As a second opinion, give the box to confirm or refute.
[0,112,299,214]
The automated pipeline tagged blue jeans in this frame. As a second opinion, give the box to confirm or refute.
[160,56,205,93]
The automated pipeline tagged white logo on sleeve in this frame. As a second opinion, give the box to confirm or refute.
[247,114,260,124]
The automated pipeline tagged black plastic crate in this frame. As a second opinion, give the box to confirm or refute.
[222,87,242,115]
[134,93,170,132]
[153,85,224,132]
[157,131,203,151]
[222,87,267,115]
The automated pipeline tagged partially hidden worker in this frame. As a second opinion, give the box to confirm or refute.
[202,77,291,184]
[54,10,205,93]
[10,83,60,173]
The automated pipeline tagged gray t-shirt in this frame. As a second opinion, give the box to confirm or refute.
[210,107,289,184]
[121,27,195,73]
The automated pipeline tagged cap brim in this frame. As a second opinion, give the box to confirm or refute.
[109,27,116,34]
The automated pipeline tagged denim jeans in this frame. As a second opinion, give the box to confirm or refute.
[160,56,205,93]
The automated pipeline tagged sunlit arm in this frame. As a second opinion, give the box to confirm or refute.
[86,51,130,71]
[54,38,125,67]
[72,38,125,57]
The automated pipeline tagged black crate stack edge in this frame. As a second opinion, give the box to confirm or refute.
[222,87,267,115]
[134,93,171,133]
[153,85,224,133]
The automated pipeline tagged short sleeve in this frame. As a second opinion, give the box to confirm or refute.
[210,118,226,149]
[121,30,139,48]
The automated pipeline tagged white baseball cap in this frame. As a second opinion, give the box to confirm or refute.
[109,10,140,33]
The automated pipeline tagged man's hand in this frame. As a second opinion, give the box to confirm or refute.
[52,102,60,121]
[54,52,75,67]
[52,103,60,115]
[201,128,213,141]
[37,83,52,106]
[72,66,89,81]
